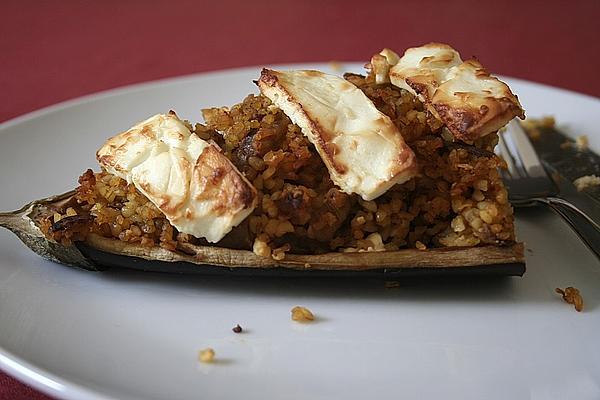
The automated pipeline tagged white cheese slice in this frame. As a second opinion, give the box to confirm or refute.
[96,112,257,243]
[373,43,525,142]
[257,69,417,201]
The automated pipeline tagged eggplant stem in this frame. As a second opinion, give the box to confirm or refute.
[0,191,98,271]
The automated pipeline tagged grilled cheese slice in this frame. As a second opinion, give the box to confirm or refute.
[257,69,416,201]
[96,112,257,243]
[371,43,524,142]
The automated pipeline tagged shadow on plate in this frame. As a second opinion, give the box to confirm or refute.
[91,265,545,308]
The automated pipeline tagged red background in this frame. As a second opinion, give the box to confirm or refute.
[1,0,599,398]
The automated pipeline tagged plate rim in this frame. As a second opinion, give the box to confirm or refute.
[0,348,116,400]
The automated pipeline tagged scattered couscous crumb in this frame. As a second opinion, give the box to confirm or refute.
[521,116,555,141]
[384,281,401,289]
[232,324,242,333]
[575,135,589,150]
[198,348,215,363]
[560,141,572,150]
[291,306,314,322]
[559,133,590,151]
[555,287,584,312]
[573,175,600,192]
[415,240,426,250]
[304,263,312,269]
[522,116,555,130]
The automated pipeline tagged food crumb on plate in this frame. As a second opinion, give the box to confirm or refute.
[232,324,242,333]
[557,135,588,151]
[555,287,584,312]
[573,175,600,192]
[560,140,572,150]
[575,135,589,150]
[291,306,314,322]
[521,116,555,140]
[198,348,215,363]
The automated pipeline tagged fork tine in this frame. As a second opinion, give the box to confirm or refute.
[503,120,548,179]
[497,131,520,178]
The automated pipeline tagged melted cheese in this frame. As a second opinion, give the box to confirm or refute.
[371,43,524,141]
[96,112,257,242]
[257,69,416,201]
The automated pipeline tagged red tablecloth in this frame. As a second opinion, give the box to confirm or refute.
[1,0,599,398]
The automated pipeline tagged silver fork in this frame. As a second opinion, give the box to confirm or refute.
[497,120,600,259]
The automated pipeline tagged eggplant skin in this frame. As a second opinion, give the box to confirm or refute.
[75,241,526,277]
[0,191,97,270]
[0,191,526,277]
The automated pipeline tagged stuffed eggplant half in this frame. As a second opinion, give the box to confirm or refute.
[0,43,526,277]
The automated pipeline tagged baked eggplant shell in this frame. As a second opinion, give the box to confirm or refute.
[0,191,525,277]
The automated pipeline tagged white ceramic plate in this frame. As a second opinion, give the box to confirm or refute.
[1,64,600,400]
